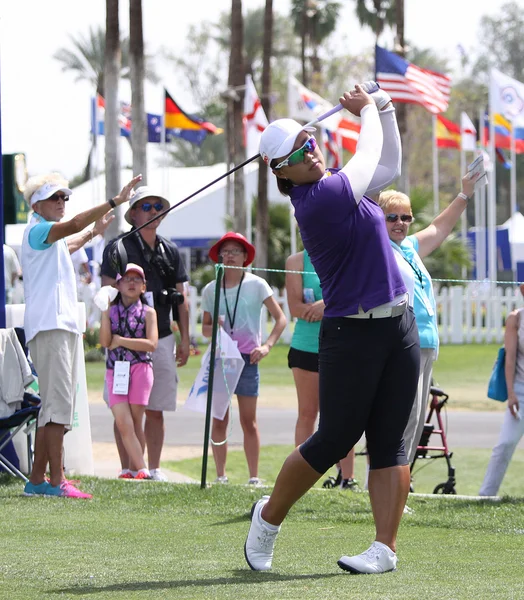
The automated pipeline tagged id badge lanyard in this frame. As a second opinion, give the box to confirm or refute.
[223,273,245,335]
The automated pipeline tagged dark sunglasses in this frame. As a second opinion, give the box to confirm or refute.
[138,202,164,213]
[47,193,69,202]
[274,137,317,169]
[385,213,414,224]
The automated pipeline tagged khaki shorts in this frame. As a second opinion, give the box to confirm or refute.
[29,329,79,429]
[148,334,178,412]
[103,334,179,412]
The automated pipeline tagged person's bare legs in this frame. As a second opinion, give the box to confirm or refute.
[292,369,319,446]
[237,395,260,479]
[145,409,164,471]
[211,410,229,477]
[29,427,48,484]
[261,448,323,526]
[39,423,65,487]
[112,404,147,472]
[368,464,411,553]
[339,447,356,479]
[130,405,146,455]
[113,422,130,470]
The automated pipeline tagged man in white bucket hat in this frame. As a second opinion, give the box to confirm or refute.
[101,186,189,482]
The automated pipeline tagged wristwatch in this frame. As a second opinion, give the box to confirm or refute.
[108,198,117,208]
[457,192,469,202]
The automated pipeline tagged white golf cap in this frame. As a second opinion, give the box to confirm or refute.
[124,186,170,224]
[259,119,315,167]
[30,183,73,207]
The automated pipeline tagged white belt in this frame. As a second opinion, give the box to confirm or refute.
[344,302,408,320]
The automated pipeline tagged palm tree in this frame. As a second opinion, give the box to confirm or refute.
[255,0,273,270]
[54,25,158,183]
[229,0,246,234]
[354,0,396,42]
[290,0,340,91]
[104,0,122,241]
[129,0,147,184]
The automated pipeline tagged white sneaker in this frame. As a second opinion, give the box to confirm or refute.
[247,477,263,487]
[215,475,229,484]
[149,469,169,482]
[244,496,280,571]
[337,541,398,574]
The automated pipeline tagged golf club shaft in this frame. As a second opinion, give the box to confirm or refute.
[125,103,345,238]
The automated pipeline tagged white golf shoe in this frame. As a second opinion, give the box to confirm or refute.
[337,541,398,574]
[244,496,280,571]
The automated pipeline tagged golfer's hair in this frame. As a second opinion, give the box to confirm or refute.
[23,172,69,205]
[377,189,411,214]
[270,160,294,197]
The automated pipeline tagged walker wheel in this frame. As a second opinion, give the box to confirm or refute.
[322,476,337,489]
[433,482,457,495]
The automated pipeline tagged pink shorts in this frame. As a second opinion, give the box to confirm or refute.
[106,362,154,409]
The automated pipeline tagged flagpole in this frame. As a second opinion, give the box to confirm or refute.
[488,86,498,293]
[161,88,168,199]
[432,114,439,215]
[460,119,467,278]
[510,118,517,216]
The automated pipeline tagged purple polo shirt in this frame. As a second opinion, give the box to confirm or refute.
[290,169,406,317]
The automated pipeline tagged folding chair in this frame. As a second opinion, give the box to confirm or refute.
[0,327,41,482]
[0,392,41,481]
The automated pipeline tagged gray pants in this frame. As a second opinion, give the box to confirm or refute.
[403,348,435,464]
[479,381,524,496]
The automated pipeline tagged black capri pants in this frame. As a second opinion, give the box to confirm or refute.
[300,307,420,473]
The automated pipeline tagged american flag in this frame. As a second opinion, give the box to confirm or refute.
[375,45,451,115]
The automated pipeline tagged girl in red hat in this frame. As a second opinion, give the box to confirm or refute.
[202,232,287,485]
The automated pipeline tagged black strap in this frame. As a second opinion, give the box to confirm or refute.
[223,273,245,334]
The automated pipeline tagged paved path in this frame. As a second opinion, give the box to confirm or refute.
[90,404,524,450]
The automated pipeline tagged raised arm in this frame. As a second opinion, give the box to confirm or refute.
[415,171,477,259]
[340,86,383,204]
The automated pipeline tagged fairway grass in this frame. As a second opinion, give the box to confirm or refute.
[1,476,523,600]
[87,343,505,411]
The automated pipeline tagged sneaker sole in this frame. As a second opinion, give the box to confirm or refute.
[244,501,261,571]
[337,560,397,574]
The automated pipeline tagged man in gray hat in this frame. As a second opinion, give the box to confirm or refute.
[101,186,189,481]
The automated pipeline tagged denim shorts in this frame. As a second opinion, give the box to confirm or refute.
[234,353,260,397]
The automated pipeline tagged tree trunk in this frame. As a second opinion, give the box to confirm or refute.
[104,0,123,241]
[229,0,246,234]
[129,0,148,185]
[395,0,409,192]
[255,0,273,270]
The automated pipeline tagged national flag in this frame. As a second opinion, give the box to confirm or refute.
[481,112,524,154]
[490,68,524,126]
[243,74,269,157]
[436,115,461,149]
[375,45,451,114]
[460,112,477,151]
[337,117,360,155]
[323,129,340,168]
[287,76,341,131]
[91,95,132,137]
[164,89,223,145]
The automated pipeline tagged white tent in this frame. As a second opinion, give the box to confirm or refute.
[500,211,524,268]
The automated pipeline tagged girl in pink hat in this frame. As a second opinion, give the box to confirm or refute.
[100,263,158,480]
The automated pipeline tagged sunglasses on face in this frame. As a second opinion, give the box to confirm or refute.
[121,275,144,284]
[385,213,414,224]
[219,248,245,257]
[47,193,69,202]
[274,136,317,170]
[138,202,164,213]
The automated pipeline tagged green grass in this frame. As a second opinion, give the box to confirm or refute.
[87,342,503,410]
[1,475,523,600]
[164,445,524,498]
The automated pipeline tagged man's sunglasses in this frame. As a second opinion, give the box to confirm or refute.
[274,137,317,170]
[47,193,69,202]
[138,202,164,213]
[385,213,414,224]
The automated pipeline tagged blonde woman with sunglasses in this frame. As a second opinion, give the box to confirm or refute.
[377,172,477,474]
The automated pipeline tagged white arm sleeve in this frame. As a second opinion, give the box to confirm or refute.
[340,104,383,204]
[365,108,402,197]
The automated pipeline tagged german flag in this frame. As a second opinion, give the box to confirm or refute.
[164,90,223,145]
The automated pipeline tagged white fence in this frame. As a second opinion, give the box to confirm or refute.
[187,284,524,346]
